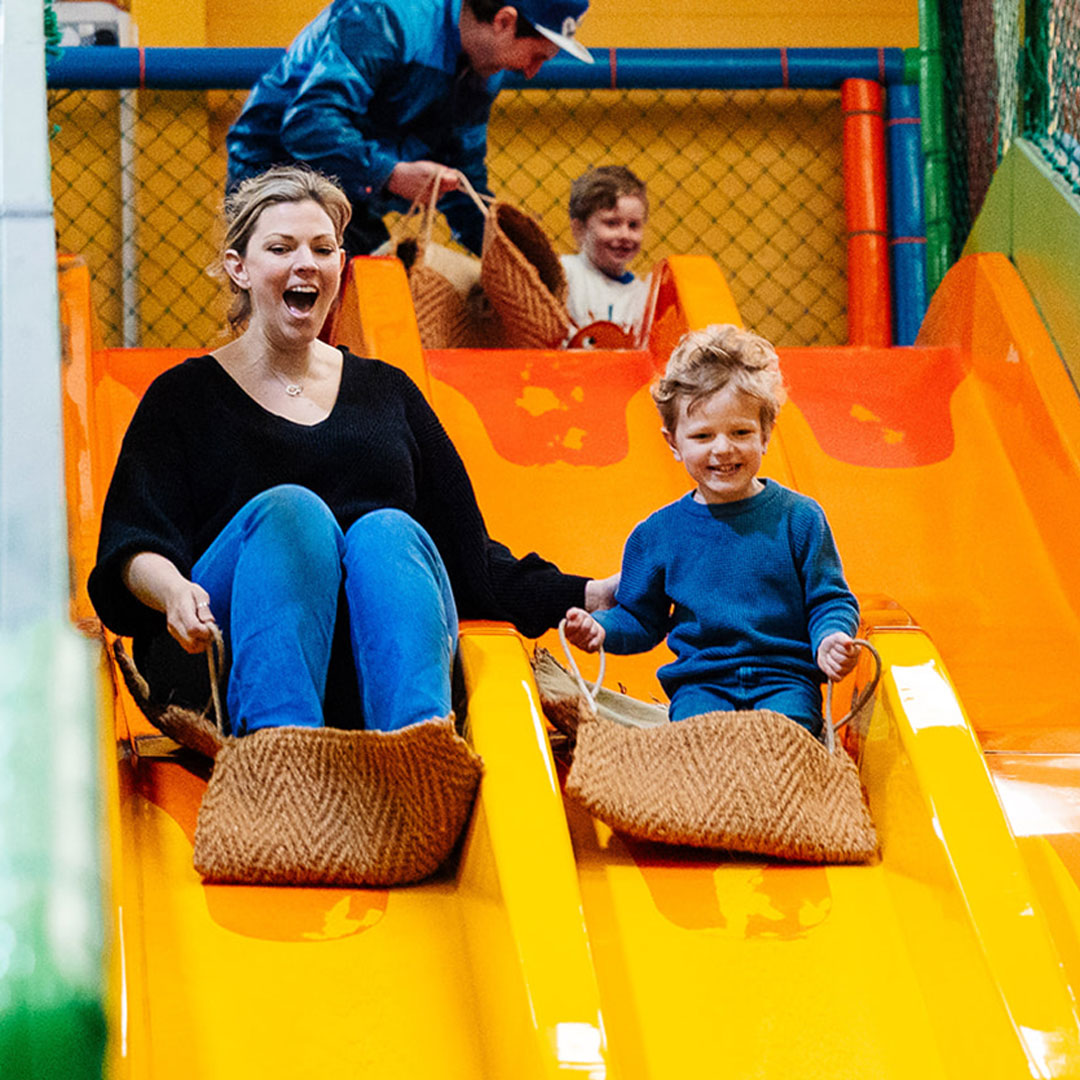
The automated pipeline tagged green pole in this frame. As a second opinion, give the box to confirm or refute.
[908,0,953,293]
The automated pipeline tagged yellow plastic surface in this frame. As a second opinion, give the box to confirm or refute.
[95,626,612,1079]
[62,249,1080,1077]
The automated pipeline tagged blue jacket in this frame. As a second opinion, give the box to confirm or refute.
[227,0,498,253]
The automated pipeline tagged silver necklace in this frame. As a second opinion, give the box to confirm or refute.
[270,366,305,397]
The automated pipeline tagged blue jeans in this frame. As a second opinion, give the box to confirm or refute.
[192,485,457,735]
[668,669,824,736]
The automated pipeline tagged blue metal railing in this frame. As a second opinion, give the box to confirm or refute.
[46,45,907,91]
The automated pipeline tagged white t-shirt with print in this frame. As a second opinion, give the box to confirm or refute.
[560,252,650,334]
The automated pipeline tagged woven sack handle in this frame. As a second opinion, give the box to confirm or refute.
[453,170,496,220]
[385,172,446,263]
[559,620,881,749]
[557,618,607,716]
[824,638,882,752]
[203,624,228,734]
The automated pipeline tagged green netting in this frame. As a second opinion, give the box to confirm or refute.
[47,86,848,350]
[939,0,1080,256]
[939,0,1019,257]
[1027,0,1080,187]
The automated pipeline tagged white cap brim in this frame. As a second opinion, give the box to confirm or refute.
[535,23,595,64]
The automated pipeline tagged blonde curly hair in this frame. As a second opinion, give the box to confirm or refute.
[652,323,786,436]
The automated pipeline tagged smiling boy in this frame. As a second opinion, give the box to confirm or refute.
[564,324,860,736]
[561,165,651,336]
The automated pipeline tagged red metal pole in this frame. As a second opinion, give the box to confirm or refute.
[842,78,891,346]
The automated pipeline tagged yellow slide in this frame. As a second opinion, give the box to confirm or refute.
[62,246,1080,1077]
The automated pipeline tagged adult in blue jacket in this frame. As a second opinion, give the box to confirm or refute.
[227,0,593,256]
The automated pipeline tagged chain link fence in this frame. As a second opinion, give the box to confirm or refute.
[939,0,1079,258]
[48,84,846,350]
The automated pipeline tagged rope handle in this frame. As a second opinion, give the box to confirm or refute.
[452,169,496,219]
[557,621,881,747]
[386,169,448,251]
[386,169,493,255]
[557,617,607,717]
[824,637,882,752]
[204,623,227,734]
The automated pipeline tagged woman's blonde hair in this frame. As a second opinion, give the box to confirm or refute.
[652,324,786,435]
[220,165,352,333]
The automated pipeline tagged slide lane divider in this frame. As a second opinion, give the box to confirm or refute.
[457,624,614,1080]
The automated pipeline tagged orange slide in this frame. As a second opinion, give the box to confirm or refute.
[60,244,1080,1078]
[335,248,1080,1077]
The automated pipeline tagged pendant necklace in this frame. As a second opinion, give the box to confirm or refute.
[271,366,305,397]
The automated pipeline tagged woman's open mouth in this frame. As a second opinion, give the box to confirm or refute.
[284,287,318,315]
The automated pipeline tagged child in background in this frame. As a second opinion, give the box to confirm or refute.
[561,165,651,337]
[563,324,860,737]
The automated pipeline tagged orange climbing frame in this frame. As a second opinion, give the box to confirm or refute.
[843,78,892,346]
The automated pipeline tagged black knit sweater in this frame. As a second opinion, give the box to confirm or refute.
[89,350,588,650]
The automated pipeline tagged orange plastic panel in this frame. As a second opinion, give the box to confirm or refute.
[329,254,431,399]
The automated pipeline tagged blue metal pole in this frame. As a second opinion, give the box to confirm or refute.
[887,84,929,345]
[47,45,907,91]
[47,46,285,89]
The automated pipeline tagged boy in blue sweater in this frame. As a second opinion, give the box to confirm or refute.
[564,324,860,736]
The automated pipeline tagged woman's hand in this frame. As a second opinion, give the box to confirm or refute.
[564,607,605,652]
[163,580,218,654]
[123,552,217,654]
[386,161,459,204]
[817,632,859,682]
[584,572,620,612]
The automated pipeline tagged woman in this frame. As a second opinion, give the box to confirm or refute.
[89,165,612,736]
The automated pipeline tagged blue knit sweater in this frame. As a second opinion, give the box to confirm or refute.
[595,480,859,698]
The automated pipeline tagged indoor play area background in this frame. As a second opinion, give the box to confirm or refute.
[5,0,1080,1075]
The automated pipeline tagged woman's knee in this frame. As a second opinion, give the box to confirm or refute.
[346,507,427,546]
[245,485,340,544]
[237,485,344,585]
[343,510,455,619]
[345,509,442,570]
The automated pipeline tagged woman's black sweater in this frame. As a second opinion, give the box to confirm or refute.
[89,349,587,659]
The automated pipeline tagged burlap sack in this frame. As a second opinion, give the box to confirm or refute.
[113,638,483,885]
[531,642,877,864]
[410,261,476,349]
[480,202,572,349]
[565,708,878,864]
[113,637,225,760]
[385,186,481,349]
[194,718,483,886]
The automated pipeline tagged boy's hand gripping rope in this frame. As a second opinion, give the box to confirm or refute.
[823,639,882,751]
[557,618,607,716]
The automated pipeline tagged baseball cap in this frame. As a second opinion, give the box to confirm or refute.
[515,0,594,64]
